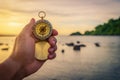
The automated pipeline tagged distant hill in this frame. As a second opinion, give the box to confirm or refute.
[70,17,120,36]
[84,17,120,35]
[70,32,82,36]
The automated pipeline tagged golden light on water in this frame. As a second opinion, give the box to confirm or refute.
[0,21,24,35]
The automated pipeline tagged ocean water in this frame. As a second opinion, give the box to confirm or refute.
[0,36,120,80]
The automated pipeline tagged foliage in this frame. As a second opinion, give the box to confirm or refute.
[70,32,82,36]
[84,17,120,35]
[70,17,120,36]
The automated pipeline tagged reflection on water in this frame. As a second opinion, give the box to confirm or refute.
[0,36,120,80]
[0,37,15,62]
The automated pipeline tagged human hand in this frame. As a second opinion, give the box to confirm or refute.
[0,18,58,80]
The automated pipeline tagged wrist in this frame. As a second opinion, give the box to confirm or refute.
[12,67,27,80]
[0,57,21,80]
[9,55,26,80]
[7,56,27,80]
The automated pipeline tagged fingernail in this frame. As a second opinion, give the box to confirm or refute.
[30,18,35,23]
[53,40,55,44]
[48,54,53,59]
[48,53,56,59]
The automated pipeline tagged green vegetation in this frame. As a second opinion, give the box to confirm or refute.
[84,17,120,35]
[71,17,120,36]
[70,32,82,36]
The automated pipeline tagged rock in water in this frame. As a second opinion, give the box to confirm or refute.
[73,45,80,51]
[94,43,100,47]
[61,49,65,53]
[77,41,80,44]
[1,48,9,51]
[73,44,86,51]
[0,43,3,45]
[80,44,86,47]
[66,42,74,46]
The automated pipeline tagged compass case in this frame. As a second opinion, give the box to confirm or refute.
[33,19,52,40]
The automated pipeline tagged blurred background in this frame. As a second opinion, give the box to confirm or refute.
[0,0,120,80]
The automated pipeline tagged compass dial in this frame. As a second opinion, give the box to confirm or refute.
[33,20,52,40]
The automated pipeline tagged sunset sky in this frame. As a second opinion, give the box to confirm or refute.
[0,0,120,35]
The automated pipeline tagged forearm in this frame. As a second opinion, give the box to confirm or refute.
[12,67,27,80]
[0,57,21,80]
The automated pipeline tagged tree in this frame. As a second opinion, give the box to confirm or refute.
[70,32,82,36]
[84,17,120,35]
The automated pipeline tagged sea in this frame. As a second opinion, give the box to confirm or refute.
[0,36,120,80]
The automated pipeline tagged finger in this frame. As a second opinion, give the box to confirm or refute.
[48,53,56,60]
[48,36,57,47]
[48,45,57,54]
[22,18,35,33]
[52,29,58,36]
[28,18,35,28]
[26,18,35,30]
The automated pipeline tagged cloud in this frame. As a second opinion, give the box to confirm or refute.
[0,0,120,35]
[0,0,120,17]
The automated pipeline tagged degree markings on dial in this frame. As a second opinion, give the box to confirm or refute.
[35,22,50,37]
[33,19,52,40]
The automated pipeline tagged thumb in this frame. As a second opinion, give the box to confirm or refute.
[28,18,35,28]
[26,18,35,30]
[22,18,35,33]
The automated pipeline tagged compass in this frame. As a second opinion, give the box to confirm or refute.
[33,11,53,60]
[33,11,52,40]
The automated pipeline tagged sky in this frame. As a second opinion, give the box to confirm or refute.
[0,0,120,35]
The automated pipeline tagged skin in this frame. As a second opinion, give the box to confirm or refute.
[0,18,58,80]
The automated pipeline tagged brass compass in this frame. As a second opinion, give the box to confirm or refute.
[33,11,52,40]
[33,11,52,60]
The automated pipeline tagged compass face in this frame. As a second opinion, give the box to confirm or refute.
[33,20,52,40]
